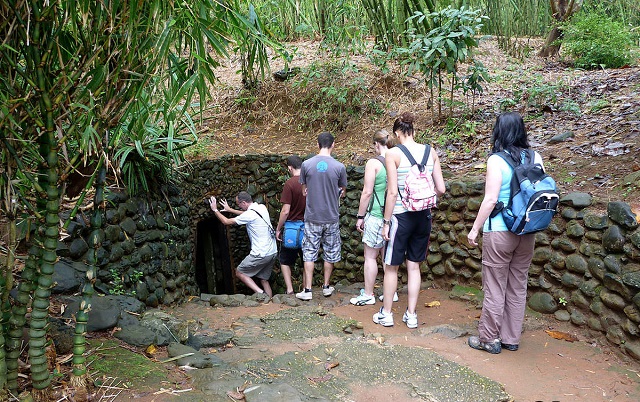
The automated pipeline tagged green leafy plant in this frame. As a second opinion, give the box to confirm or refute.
[513,74,565,112]
[558,297,568,306]
[559,99,581,115]
[291,61,382,131]
[265,164,289,187]
[562,11,636,69]
[497,97,518,111]
[394,6,488,120]
[587,99,610,113]
[361,0,435,51]
[460,61,490,113]
[109,269,126,296]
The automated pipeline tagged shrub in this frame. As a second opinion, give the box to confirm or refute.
[562,12,636,69]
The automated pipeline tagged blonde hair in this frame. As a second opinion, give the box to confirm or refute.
[373,129,389,145]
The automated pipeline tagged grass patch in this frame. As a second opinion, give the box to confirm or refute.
[450,285,483,306]
[88,338,167,388]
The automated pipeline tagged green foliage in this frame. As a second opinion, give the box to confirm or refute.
[108,269,127,296]
[185,136,219,159]
[393,6,488,118]
[234,3,275,89]
[587,98,610,113]
[485,0,551,57]
[361,0,435,50]
[419,117,477,149]
[1,0,272,394]
[559,99,581,115]
[512,74,564,111]
[319,0,368,54]
[562,11,636,69]
[108,269,143,296]
[497,97,518,111]
[111,89,198,196]
[459,61,490,111]
[265,164,289,187]
[291,61,383,130]
[581,0,640,31]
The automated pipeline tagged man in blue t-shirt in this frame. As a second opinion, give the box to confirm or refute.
[296,132,347,301]
[209,191,277,297]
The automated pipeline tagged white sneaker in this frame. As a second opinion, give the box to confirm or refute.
[372,307,394,327]
[322,285,335,297]
[350,289,376,306]
[296,290,312,301]
[378,292,399,302]
[402,309,418,329]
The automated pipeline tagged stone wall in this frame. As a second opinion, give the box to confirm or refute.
[56,185,197,306]
[57,154,640,360]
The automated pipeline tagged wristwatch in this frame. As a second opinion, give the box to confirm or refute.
[356,214,365,219]
[383,219,391,225]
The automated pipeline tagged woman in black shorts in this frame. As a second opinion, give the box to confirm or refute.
[373,112,446,328]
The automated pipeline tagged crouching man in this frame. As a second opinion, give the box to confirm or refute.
[209,191,277,297]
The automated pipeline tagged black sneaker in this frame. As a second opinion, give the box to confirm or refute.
[468,336,501,354]
[501,343,519,351]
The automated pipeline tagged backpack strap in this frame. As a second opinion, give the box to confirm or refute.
[252,208,275,237]
[396,144,431,169]
[396,144,418,166]
[367,155,386,214]
[488,149,533,230]
[420,145,431,167]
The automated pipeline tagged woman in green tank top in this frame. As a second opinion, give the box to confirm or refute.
[351,130,394,306]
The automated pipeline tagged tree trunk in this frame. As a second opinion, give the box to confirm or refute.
[538,0,583,57]
[538,26,563,57]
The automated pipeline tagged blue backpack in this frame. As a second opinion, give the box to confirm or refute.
[491,150,559,235]
[283,220,304,249]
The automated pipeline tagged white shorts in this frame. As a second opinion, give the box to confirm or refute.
[362,214,385,249]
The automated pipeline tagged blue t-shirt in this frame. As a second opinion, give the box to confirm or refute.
[300,155,347,224]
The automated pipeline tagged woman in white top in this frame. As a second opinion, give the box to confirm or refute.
[373,112,446,328]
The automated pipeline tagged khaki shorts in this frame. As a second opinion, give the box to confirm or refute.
[237,253,277,280]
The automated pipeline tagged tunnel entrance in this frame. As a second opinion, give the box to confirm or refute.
[195,218,234,295]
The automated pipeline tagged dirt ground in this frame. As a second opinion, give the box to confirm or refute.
[115,287,640,402]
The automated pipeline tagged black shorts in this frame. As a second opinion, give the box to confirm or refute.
[279,246,303,266]
[384,209,432,266]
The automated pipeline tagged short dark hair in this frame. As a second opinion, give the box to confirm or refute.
[491,112,530,161]
[236,191,253,204]
[317,132,335,149]
[286,155,303,169]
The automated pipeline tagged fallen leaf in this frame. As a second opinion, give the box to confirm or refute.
[545,330,579,342]
[145,345,157,355]
[324,362,339,371]
[226,390,245,401]
[425,301,441,308]
[307,374,333,383]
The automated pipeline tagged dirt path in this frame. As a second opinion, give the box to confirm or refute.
[115,287,640,402]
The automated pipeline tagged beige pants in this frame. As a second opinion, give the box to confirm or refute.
[478,231,535,345]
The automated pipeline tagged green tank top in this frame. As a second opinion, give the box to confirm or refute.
[369,164,387,218]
